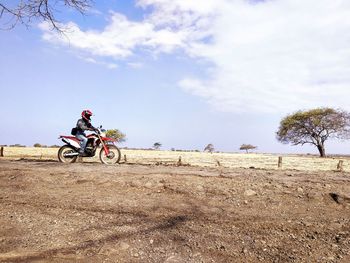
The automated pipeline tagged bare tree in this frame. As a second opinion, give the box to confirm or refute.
[0,0,92,32]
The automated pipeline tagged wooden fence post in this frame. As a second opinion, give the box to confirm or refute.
[124,154,127,163]
[0,147,3,157]
[337,160,344,172]
[278,156,283,168]
[177,156,182,166]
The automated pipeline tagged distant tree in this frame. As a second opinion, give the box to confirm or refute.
[153,142,162,150]
[49,145,60,148]
[276,108,350,157]
[239,144,257,153]
[204,143,214,153]
[10,144,26,147]
[105,129,126,143]
[0,0,92,32]
[34,143,43,147]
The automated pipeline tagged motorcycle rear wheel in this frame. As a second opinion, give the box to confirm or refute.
[99,145,121,165]
[58,145,78,163]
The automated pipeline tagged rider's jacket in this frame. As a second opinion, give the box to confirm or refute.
[76,118,93,134]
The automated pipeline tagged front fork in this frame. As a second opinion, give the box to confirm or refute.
[97,134,110,155]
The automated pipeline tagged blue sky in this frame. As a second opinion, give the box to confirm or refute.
[1,0,350,154]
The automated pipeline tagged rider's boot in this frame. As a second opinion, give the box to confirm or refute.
[78,149,86,157]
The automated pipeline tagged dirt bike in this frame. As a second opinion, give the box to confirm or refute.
[58,126,121,164]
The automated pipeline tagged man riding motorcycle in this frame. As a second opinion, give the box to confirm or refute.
[58,110,121,164]
[73,110,96,156]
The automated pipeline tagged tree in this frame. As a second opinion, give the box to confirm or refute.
[33,143,42,147]
[105,129,126,143]
[239,144,257,153]
[153,142,162,150]
[276,108,350,157]
[0,0,92,32]
[10,144,26,147]
[204,143,214,153]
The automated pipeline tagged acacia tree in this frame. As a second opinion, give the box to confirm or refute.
[153,142,162,150]
[0,0,92,31]
[204,143,214,153]
[276,108,350,157]
[105,129,126,143]
[239,144,257,153]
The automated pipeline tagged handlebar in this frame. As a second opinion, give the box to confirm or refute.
[93,127,106,134]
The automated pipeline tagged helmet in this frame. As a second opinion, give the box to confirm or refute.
[81,110,93,121]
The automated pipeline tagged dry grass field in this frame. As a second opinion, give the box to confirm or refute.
[1,146,350,172]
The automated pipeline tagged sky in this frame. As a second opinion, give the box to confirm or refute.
[1,0,350,154]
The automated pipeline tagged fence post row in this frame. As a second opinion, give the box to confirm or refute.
[0,147,3,157]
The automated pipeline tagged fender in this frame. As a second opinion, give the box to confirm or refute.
[59,136,81,149]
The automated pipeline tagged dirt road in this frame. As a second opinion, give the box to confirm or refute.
[0,159,349,262]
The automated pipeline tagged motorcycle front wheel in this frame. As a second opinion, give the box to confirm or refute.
[58,145,78,163]
[99,145,121,165]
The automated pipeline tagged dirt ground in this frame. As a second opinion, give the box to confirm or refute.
[0,159,349,262]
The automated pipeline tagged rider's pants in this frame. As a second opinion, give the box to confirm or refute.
[76,132,88,153]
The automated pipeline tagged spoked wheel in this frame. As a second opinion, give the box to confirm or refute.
[99,145,121,165]
[58,145,78,163]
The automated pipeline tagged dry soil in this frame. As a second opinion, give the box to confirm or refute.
[0,159,349,262]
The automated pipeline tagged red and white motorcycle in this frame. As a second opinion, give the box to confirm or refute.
[58,127,121,164]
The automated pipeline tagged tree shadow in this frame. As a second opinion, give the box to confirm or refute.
[1,213,190,262]
[1,194,208,262]
[14,158,58,163]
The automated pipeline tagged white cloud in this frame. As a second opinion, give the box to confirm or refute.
[40,16,153,58]
[127,62,143,69]
[178,0,350,113]
[78,55,118,69]
[40,0,350,113]
[39,9,195,58]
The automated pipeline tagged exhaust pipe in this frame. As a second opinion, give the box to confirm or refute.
[64,152,79,157]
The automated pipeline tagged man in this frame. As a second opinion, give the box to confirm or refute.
[75,110,96,156]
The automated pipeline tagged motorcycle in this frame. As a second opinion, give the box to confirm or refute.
[57,126,121,164]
